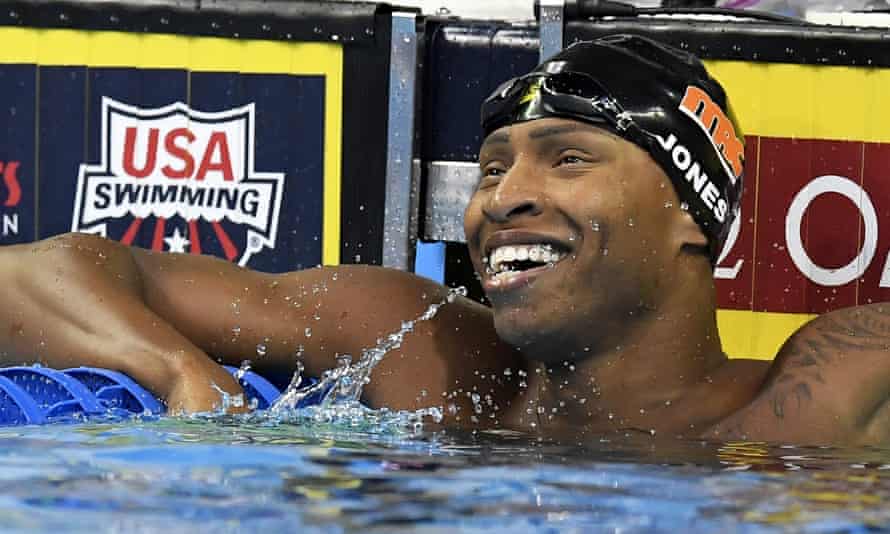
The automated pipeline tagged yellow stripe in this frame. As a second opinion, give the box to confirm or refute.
[705,60,890,143]
[718,309,817,360]
[316,46,342,265]
[0,27,342,265]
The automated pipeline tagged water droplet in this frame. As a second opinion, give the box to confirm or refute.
[304,327,312,337]
[235,359,252,380]
[255,344,267,357]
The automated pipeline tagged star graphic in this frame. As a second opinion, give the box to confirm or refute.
[164,228,191,253]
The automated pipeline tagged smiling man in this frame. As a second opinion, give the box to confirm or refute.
[2,35,890,445]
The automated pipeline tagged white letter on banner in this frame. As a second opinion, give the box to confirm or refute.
[714,208,743,279]
[785,175,878,287]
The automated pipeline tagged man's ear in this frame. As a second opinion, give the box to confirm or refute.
[673,210,709,253]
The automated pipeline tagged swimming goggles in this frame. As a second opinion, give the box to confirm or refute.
[480,71,640,139]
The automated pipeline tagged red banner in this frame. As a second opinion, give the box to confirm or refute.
[715,136,890,314]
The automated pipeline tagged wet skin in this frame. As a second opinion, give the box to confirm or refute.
[1,117,890,445]
[465,118,771,437]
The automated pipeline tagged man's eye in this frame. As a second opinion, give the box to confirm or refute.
[557,155,585,166]
[477,166,505,188]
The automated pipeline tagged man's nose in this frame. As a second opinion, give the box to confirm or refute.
[482,162,544,223]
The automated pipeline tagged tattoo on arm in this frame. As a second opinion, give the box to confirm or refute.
[770,378,812,419]
[766,304,890,421]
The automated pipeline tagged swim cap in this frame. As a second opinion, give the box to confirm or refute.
[481,34,744,263]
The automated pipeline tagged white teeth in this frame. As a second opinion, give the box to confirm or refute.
[486,243,567,274]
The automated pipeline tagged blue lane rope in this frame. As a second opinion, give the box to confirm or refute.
[0,365,288,426]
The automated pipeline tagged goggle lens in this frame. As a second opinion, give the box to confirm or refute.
[482,71,618,133]
[543,72,609,99]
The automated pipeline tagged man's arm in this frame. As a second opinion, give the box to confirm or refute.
[710,304,890,445]
[130,240,523,416]
[1,233,521,417]
[0,232,243,412]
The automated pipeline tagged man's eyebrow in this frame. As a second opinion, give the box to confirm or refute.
[528,123,586,139]
[481,131,510,147]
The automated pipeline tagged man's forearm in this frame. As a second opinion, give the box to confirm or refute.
[0,233,243,411]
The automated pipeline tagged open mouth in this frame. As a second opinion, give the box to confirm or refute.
[483,243,569,282]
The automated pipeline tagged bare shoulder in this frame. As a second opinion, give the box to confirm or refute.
[320,267,524,417]
[708,303,890,445]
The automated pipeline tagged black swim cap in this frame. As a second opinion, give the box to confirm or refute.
[481,34,744,263]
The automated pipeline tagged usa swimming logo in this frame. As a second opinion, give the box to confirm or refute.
[71,97,284,266]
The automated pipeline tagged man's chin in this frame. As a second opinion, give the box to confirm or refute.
[492,308,562,352]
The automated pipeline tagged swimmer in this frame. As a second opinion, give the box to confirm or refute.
[3,35,889,445]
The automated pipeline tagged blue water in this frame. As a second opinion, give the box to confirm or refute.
[1,415,889,533]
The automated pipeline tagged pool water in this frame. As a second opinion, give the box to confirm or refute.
[2,415,889,533]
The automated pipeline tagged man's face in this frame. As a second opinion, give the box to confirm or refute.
[464,117,687,357]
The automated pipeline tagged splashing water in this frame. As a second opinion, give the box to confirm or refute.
[234,359,252,381]
[210,383,245,412]
[251,287,467,433]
